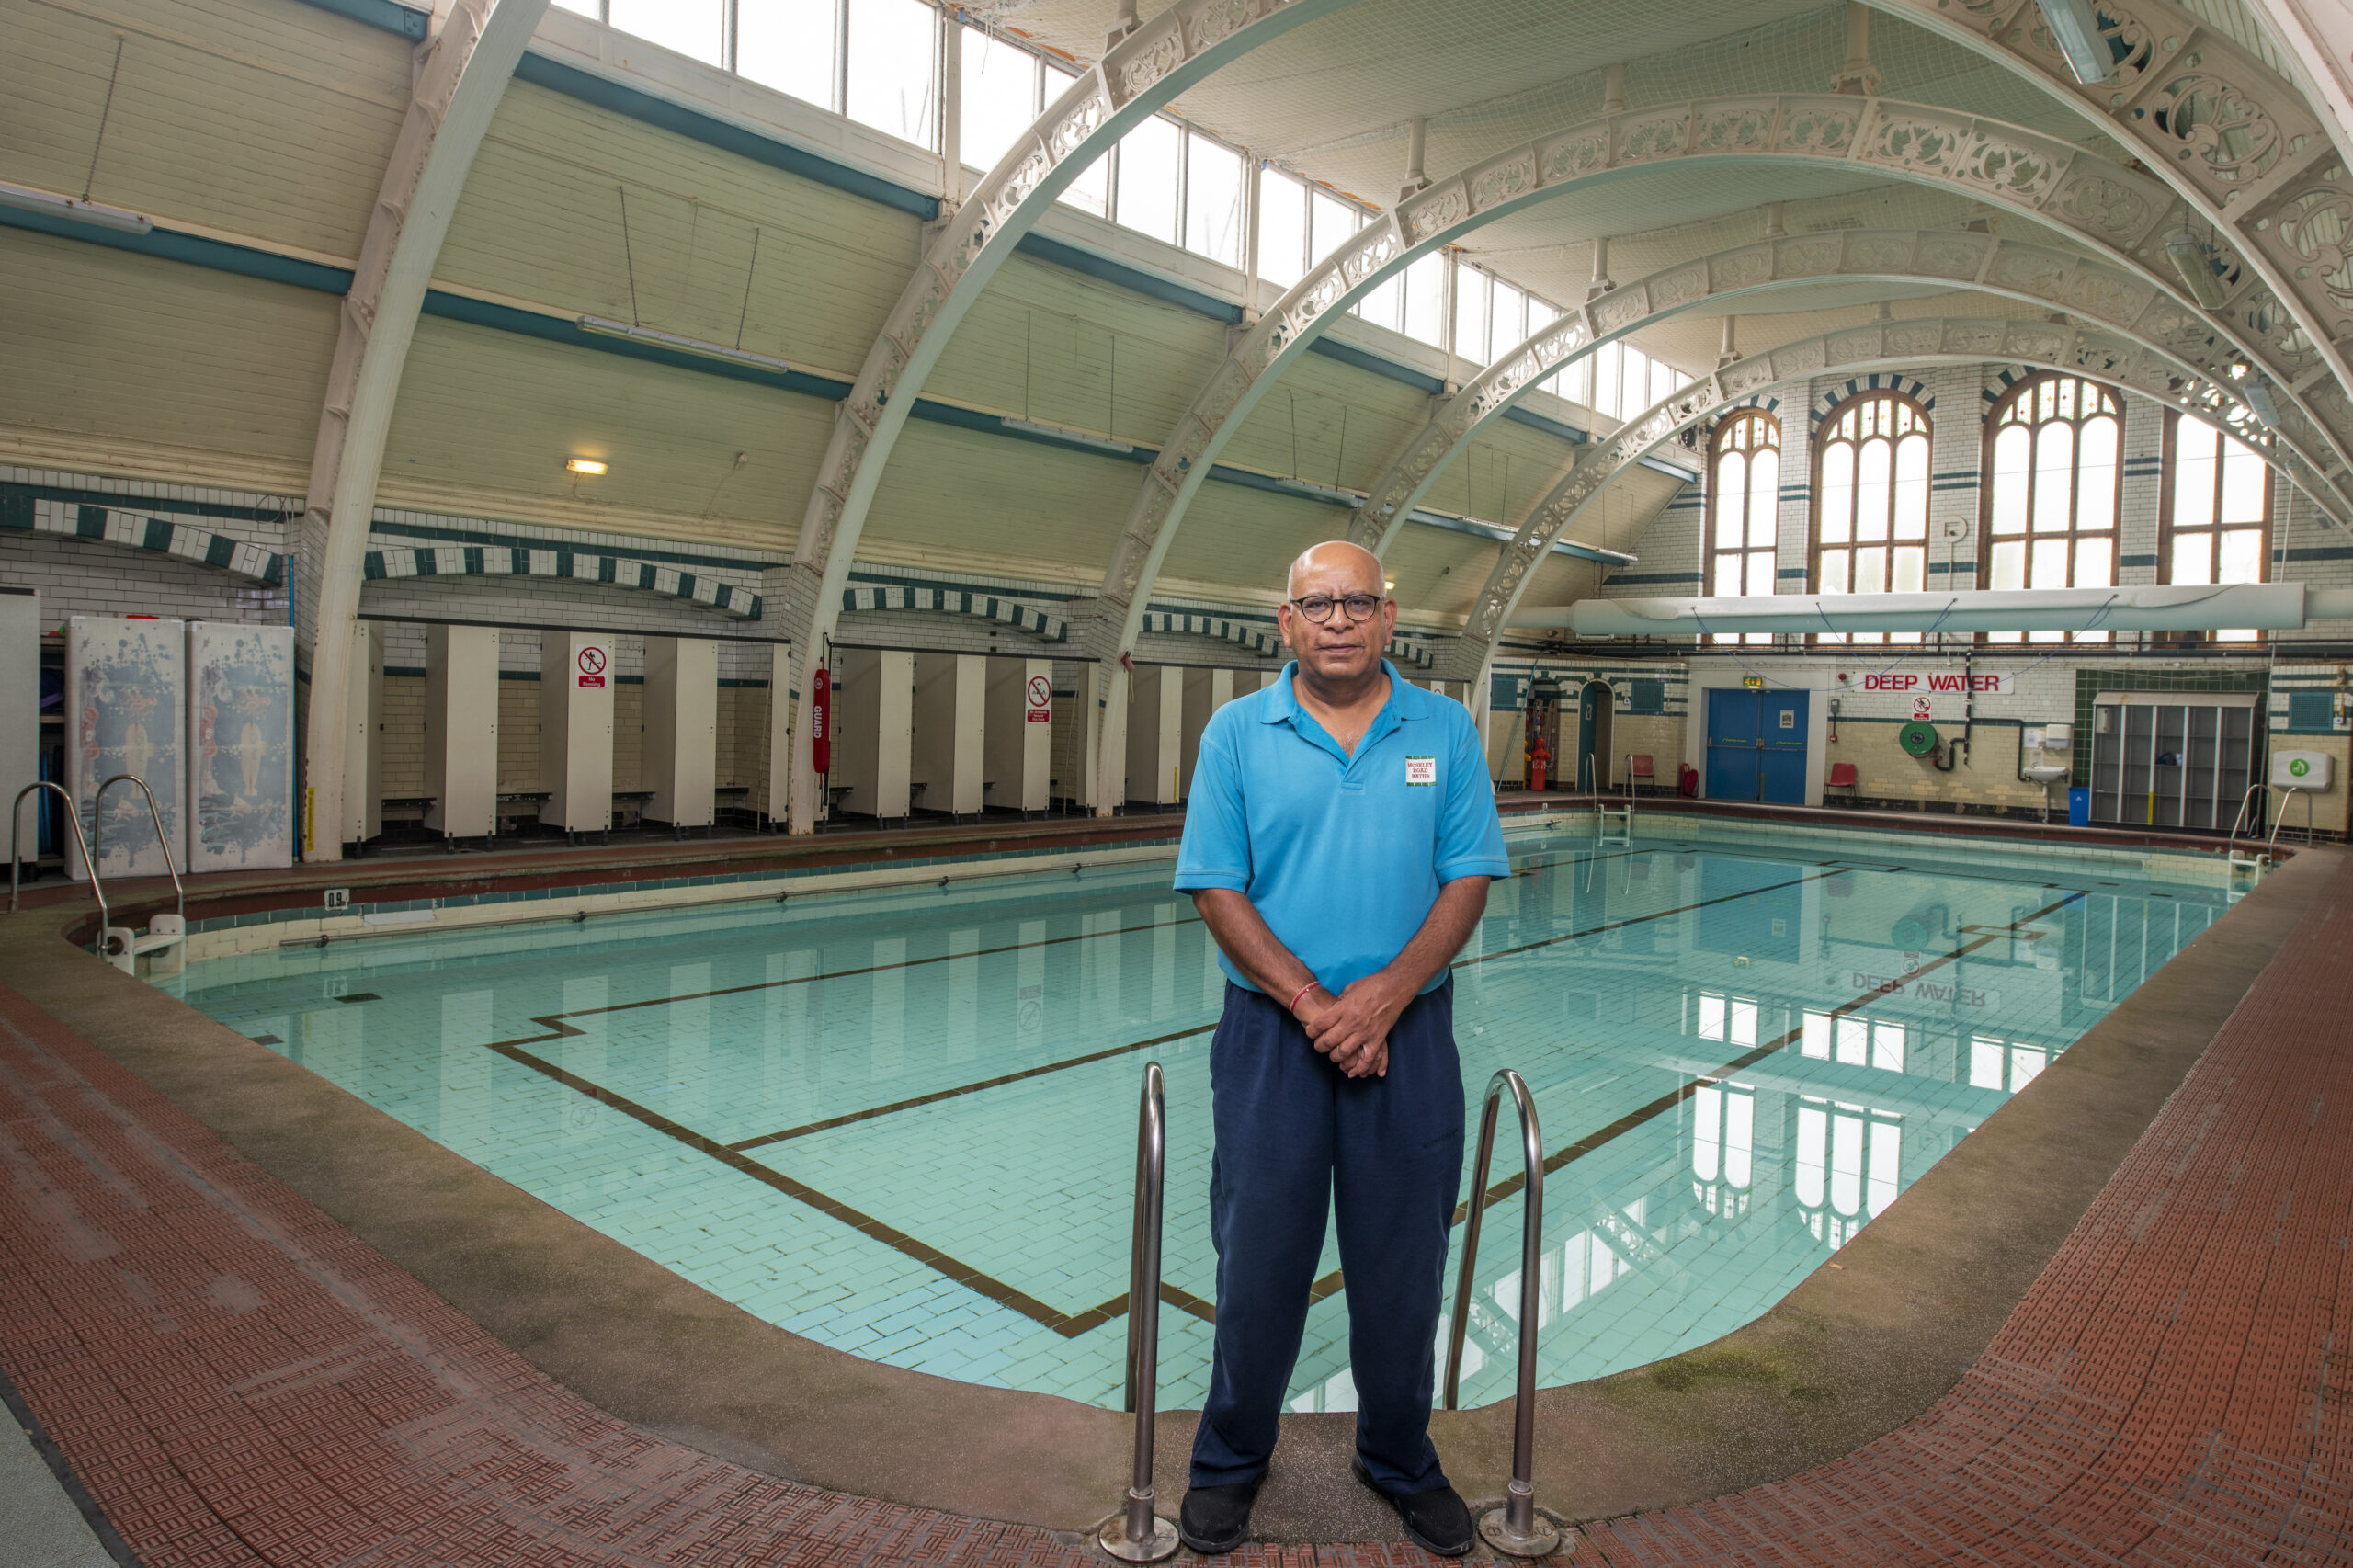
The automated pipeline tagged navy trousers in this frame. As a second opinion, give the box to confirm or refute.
[1188,977,1465,1494]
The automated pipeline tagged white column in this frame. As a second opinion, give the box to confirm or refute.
[296,0,548,861]
[835,648,913,819]
[424,624,500,839]
[540,631,615,836]
[644,636,718,830]
[984,656,1053,812]
[339,620,384,851]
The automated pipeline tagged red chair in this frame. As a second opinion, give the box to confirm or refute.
[1626,754,1655,795]
[1826,761,1859,801]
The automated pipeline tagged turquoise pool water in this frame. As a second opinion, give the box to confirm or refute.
[173,826,2226,1412]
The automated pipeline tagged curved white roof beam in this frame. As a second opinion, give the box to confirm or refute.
[769,0,1364,832]
[294,0,549,864]
[1448,313,2249,685]
[1084,95,2349,806]
[1868,0,2353,422]
[2228,0,2353,176]
[1345,228,2353,564]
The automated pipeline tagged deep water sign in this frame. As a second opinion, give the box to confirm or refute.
[1857,670,2014,696]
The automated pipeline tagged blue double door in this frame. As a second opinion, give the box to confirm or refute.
[1705,687,1810,803]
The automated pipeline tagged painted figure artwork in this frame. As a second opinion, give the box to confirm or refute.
[65,616,187,881]
[188,622,294,872]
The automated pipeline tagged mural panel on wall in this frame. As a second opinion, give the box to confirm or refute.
[65,616,186,881]
[188,622,293,872]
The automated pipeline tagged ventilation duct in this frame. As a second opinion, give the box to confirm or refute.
[1514,585,2353,638]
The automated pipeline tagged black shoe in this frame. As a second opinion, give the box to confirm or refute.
[1351,1458,1476,1557]
[1177,1476,1264,1555]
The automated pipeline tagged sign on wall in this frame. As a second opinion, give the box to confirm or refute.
[1854,670,2017,697]
[1025,673,1052,723]
[575,644,608,688]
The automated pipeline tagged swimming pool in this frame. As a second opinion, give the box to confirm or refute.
[171,822,2228,1414]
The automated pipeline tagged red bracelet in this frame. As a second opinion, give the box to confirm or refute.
[1287,980,1322,1017]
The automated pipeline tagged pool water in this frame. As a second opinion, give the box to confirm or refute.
[173,827,2226,1412]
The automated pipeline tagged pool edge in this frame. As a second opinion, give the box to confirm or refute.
[0,846,2328,1540]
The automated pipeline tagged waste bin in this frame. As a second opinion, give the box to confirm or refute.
[2066,786,2090,827]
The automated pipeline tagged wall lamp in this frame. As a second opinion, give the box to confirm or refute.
[565,458,608,475]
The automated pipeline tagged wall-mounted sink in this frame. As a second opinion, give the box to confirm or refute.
[2021,764,2071,786]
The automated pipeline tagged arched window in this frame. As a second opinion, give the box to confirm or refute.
[2162,415,2271,642]
[1981,374,2120,643]
[1707,410,1780,644]
[1813,392,1931,644]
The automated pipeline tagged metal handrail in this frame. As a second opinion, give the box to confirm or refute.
[2268,786,2312,857]
[94,774,184,926]
[1099,1062,1177,1563]
[1621,752,1641,805]
[9,782,111,947]
[2226,780,2265,855]
[1442,1068,1563,1560]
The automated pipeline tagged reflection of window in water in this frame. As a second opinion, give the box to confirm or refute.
[1801,1009,1905,1072]
[1696,990,1757,1047]
[1969,1033,2049,1092]
[1794,1096,1902,1248]
[1692,1081,1755,1218]
[1441,1223,1635,1385]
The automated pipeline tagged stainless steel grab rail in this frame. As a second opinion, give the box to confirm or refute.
[1099,1062,1177,1562]
[9,783,110,946]
[1442,1069,1563,1560]
[2226,780,2265,855]
[94,774,185,926]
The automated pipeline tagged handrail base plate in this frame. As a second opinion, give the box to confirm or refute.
[1478,1507,1563,1560]
[1097,1513,1178,1562]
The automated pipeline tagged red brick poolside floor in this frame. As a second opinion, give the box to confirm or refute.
[4,857,2351,1566]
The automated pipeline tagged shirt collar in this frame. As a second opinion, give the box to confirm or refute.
[1260,660,1427,730]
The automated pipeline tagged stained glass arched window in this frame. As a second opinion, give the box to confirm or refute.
[1813,392,1931,644]
[1981,373,2120,643]
[1708,410,1780,644]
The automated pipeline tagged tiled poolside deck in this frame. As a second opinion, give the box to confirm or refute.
[1,851,2348,1566]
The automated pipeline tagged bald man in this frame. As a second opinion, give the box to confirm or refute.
[1171,540,1507,1556]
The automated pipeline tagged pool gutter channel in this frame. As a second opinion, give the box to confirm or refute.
[0,845,2331,1543]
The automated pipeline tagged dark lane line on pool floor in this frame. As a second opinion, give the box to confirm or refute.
[1307,888,2094,1306]
[725,859,1834,1151]
[470,858,1862,1346]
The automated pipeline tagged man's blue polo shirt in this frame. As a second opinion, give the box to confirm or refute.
[1174,661,1509,995]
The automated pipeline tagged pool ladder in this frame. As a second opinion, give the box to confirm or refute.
[1596,753,1636,847]
[1442,1069,1564,1559]
[1100,1062,1178,1562]
[9,776,187,974]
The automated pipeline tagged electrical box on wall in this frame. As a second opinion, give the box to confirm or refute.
[2271,750,2335,790]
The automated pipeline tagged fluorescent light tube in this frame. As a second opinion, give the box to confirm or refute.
[565,457,608,475]
[2164,233,2231,310]
[997,415,1135,454]
[0,182,151,234]
[2033,0,2118,84]
[1274,476,1361,506]
[576,316,793,374]
[2244,379,2280,427]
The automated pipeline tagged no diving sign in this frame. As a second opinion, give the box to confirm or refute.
[1025,674,1052,723]
[576,644,608,688]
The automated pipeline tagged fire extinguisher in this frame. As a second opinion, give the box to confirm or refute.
[811,665,832,776]
[1527,735,1551,792]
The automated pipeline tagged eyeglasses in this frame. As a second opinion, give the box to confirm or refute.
[1287,593,1385,624]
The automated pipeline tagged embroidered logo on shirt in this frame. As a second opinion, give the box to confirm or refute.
[1405,755,1437,786]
